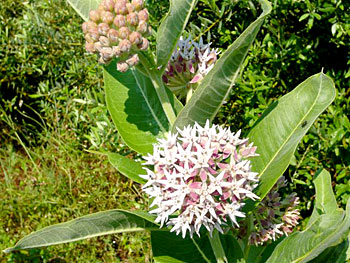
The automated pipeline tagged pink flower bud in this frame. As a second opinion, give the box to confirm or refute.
[117,61,129,72]
[112,46,121,57]
[101,47,114,60]
[85,42,96,53]
[85,33,96,43]
[101,11,114,24]
[89,10,100,22]
[126,3,135,13]
[118,39,132,53]
[115,0,128,15]
[129,31,142,45]
[138,8,149,21]
[127,12,139,27]
[103,0,115,11]
[137,20,148,34]
[98,23,110,36]
[107,28,119,44]
[99,36,110,46]
[137,38,149,50]
[118,26,130,39]
[94,42,103,52]
[82,22,89,33]
[132,0,144,11]
[126,54,139,66]
[113,14,126,28]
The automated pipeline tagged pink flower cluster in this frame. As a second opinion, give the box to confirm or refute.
[162,37,220,101]
[141,121,259,238]
[246,177,300,246]
[82,0,151,72]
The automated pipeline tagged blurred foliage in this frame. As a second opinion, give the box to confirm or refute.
[0,0,349,261]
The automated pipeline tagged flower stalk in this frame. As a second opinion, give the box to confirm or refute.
[208,230,228,263]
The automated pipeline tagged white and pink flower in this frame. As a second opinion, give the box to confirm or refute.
[141,121,259,238]
[162,37,220,102]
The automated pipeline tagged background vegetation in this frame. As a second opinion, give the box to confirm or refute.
[0,0,349,261]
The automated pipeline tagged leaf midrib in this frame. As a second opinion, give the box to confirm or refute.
[131,70,167,133]
[255,74,324,199]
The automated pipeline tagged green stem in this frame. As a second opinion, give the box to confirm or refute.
[208,230,228,263]
[244,213,254,260]
[137,52,177,126]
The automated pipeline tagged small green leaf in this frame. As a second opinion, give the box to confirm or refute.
[266,200,350,263]
[4,210,158,253]
[172,0,272,131]
[107,152,146,184]
[245,73,335,209]
[156,0,198,68]
[308,169,339,226]
[299,13,309,22]
[66,0,99,21]
[104,61,169,155]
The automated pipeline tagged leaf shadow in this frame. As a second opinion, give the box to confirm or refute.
[104,60,169,136]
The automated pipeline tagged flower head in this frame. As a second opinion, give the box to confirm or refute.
[162,36,220,101]
[244,176,300,246]
[82,0,151,72]
[141,121,259,238]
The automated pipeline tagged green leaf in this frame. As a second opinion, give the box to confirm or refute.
[172,0,272,131]
[66,0,99,21]
[308,169,339,227]
[151,231,216,263]
[246,73,335,207]
[156,0,197,68]
[266,200,350,263]
[309,240,349,263]
[107,152,146,184]
[4,210,158,253]
[221,235,244,263]
[104,61,170,155]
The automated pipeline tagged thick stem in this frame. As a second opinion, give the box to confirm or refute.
[137,52,177,126]
[208,230,228,263]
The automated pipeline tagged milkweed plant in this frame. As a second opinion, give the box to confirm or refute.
[5,0,350,262]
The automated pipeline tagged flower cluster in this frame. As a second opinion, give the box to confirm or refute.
[141,121,259,238]
[82,0,151,72]
[162,36,220,101]
[245,177,300,246]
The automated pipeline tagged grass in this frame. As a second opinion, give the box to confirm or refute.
[0,132,151,262]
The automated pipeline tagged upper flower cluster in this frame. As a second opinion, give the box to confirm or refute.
[82,0,151,72]
[141,121,259,238]
[243,176,300,246]
[162,37,220,101]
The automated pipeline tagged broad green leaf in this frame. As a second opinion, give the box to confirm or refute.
[151,231,244,263]
[308,169,339,227]
[66,0,99,21]
[156,0,197,68]
[104,61,170,155]
[246,73,335,207]
[221,235,244,263]
[4,210,158,253]
[172,0,272,131]
[107,152,146,184]
[151,231,216,263]
[266,200,350,263]
[309,240,349,263]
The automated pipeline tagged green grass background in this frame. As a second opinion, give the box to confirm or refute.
[0,0,349,262]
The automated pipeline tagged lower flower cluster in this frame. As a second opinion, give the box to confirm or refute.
[244,176,300,246]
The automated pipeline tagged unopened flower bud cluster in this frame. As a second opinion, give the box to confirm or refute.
[242,176,300,246]
[162,36,220,101]
[141,121,259,238]
[82,0,151,72]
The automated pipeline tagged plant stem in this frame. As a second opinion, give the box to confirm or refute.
[208,230,228,263]
[137,52,177,126]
